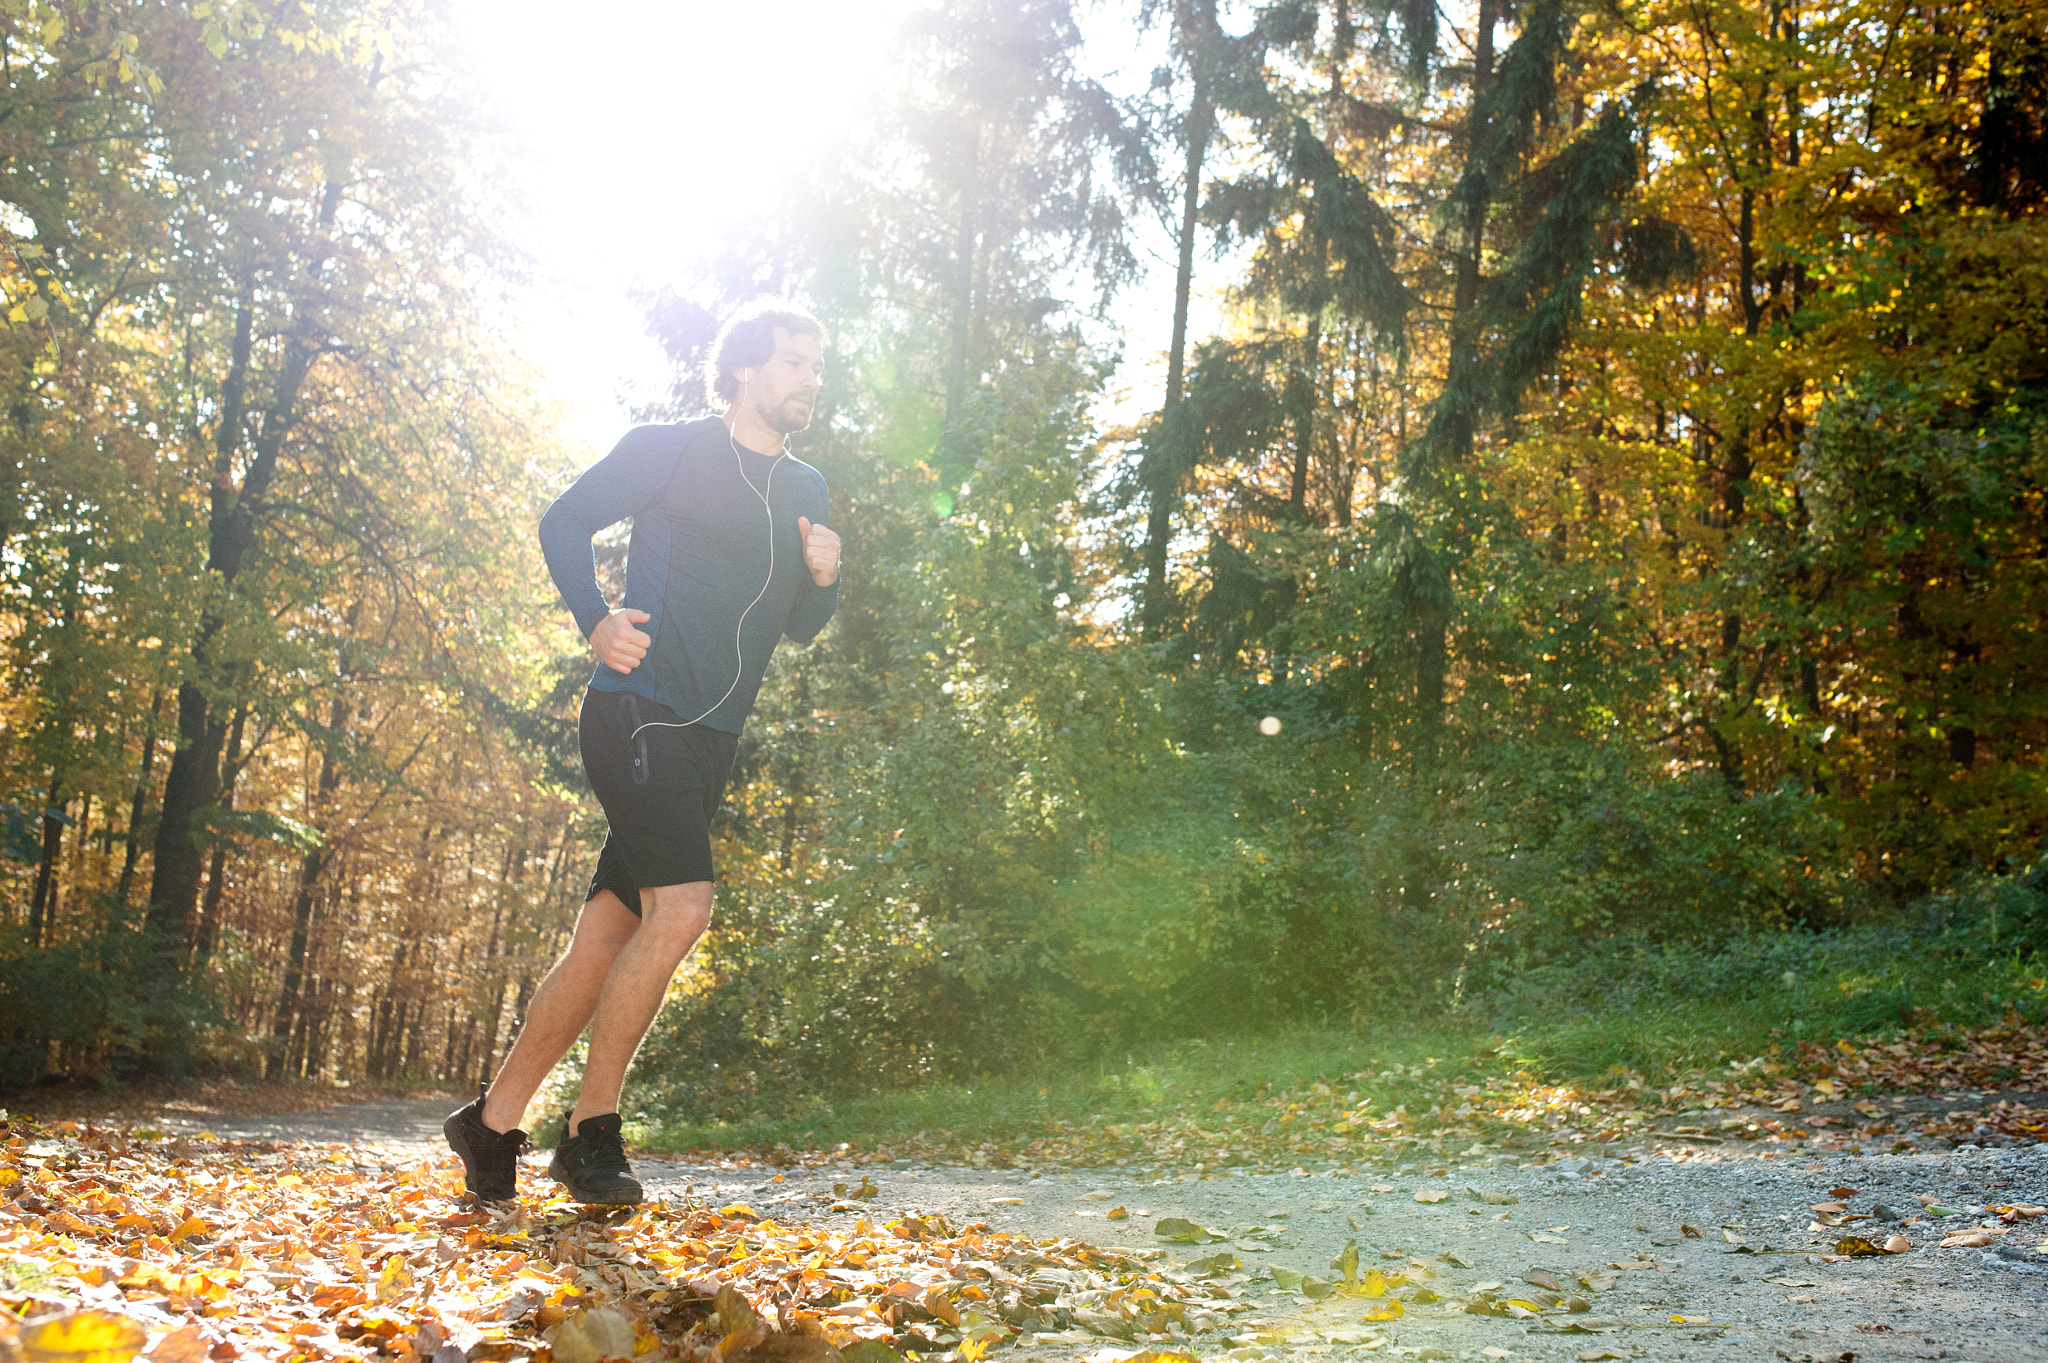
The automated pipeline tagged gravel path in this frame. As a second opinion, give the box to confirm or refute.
[154,1099,2048,1362]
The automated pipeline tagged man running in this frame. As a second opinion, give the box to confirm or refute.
[443,299,841,1204]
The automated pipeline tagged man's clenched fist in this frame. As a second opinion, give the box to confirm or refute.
[590,607,652,673]
[797,516,841,587]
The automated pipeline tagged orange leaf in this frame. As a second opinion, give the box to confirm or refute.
[166,1215,211,1244]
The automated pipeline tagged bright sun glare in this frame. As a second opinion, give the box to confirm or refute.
[449,0,913,447]
[451,0,1178,452]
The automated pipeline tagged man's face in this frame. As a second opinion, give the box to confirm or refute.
[742,327,824,434]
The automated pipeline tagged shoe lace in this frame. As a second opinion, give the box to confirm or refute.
[577,1124,631,1176]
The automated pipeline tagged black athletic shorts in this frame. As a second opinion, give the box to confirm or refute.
[578,688,739,916]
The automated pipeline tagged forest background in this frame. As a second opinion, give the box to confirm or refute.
[4,0,2045,1135]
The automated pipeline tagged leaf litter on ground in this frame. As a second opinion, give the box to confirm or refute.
[0,1116,1254,1363]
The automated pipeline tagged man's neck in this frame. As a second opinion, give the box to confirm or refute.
[722,408,784,458]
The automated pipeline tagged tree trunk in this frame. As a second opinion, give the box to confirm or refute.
[147,185,341,967]
[1289,311,1321,518]
[115,690,166,906]
[27,778,63,949]
[1414,0,1496,769]
[193,704,249,968]
[268,693,349,1077]
[1142,26,1215,640]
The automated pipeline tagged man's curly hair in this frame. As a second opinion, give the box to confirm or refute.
[705,299,827,404]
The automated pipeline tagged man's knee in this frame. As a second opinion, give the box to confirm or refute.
[637,882,712,948]
[567,891,641,964]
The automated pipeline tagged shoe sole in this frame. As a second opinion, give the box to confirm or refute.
[547,1153,644,1205]
[443,1111,519,1203]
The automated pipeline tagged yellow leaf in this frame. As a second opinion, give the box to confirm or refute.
[18,1310,147,1363]
[1361,1300,1403,1321]
[374,1253,413,1303]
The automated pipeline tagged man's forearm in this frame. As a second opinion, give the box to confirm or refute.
[785,576,839,644]
[539,495,615,638]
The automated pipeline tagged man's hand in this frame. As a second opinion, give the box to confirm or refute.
[590,608,652,673]
[797,516,841,587]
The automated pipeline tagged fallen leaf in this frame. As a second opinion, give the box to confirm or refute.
[1810,1202,1848,1215]
[1329,1240,1359,1286]
[1833,1236,1885,1257]
[373,1253,412,1303]
[1884,1235,1910,1254]
[546,1306,639,1363]
[1576,1351,1629,1362]
[1523,1269,1564,1292]
[1528,1231,1568,1245]
[1360,1301,1402,1322]
[922,1286,962,1327]
[1106,1206,1128,1221]
[839,1344,904,1363]
[1828,1187,1858,1198]
[1357,1268,1397,1298]
[1153,1217,1226,1243]
[1368,1184,1396,1193]
[1414,1189,1447,1204]
[165,1215,211,1244]
[19,1312,150,1363]
[989,1197,1024,1206]
[1680,1223,1702,1238]
[142,1327,211,1363]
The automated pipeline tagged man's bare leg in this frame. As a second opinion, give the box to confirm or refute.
[479,890,641,1134]
[568,880,711,1134]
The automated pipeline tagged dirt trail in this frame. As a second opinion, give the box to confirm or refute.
[143,1097,2048,1362]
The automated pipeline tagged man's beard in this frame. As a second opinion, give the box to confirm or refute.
[759,394,814,435]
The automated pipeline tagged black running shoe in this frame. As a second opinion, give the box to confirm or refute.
[548,1111,643,1205]
[442,1097,527,1202]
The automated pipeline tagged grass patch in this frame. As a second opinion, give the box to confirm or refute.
[630,914,2047,1161]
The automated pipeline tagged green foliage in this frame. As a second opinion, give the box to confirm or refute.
[7,0,2046,1116]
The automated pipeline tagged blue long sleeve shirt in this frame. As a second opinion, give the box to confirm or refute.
[537,417,838,734]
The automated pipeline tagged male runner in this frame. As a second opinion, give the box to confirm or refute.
[442,300,841,1204]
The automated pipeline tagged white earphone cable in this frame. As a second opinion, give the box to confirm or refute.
[629,369,784,739]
